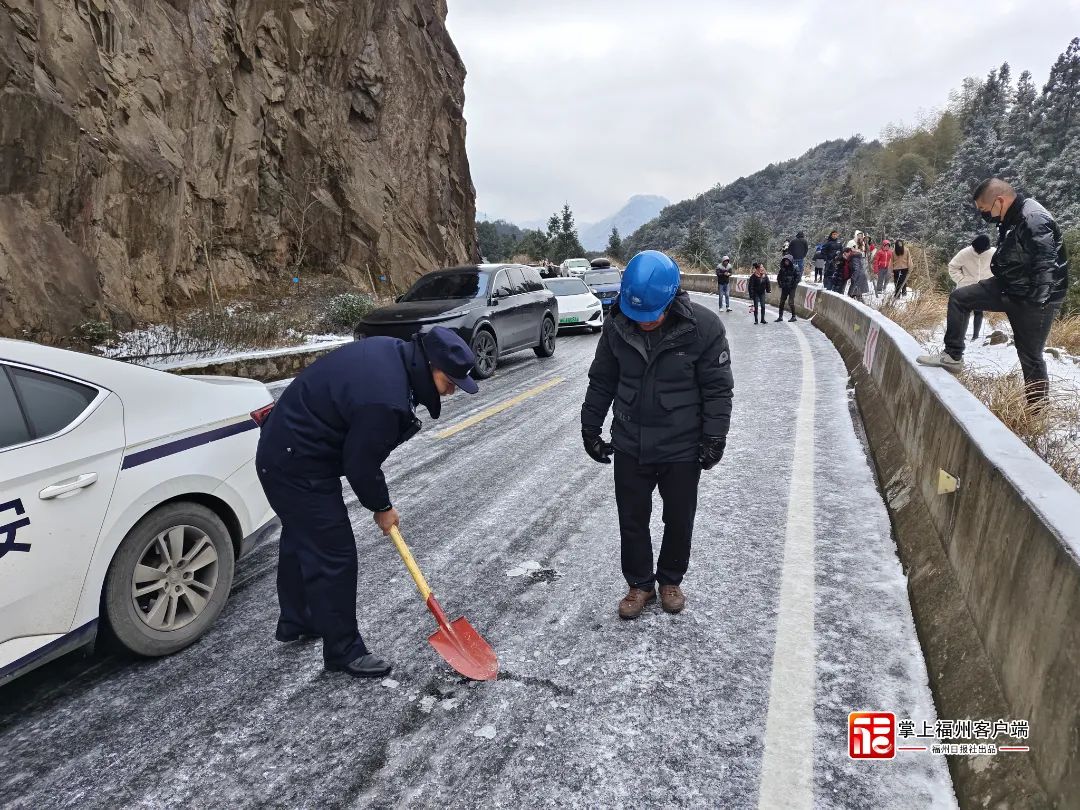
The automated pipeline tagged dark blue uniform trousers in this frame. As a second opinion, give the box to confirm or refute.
[257,469,369,665]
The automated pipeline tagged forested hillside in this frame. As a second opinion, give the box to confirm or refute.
[624,37,1080,311]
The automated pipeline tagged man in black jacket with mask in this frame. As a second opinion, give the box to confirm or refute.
[581,251,734,619]
[918,178,1070,403]
[257,326,478,678]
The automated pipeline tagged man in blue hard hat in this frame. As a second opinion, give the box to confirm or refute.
[256,326,479,678]
[581,250,734,619]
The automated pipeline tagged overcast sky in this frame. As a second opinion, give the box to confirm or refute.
[446,0,1080,225]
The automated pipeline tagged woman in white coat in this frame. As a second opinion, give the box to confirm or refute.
[947,234,996,340]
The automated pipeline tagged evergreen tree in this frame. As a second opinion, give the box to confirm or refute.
[1032,38,1080,223]
[734,215,771,269]
[547,204,585,263]
[606,227,623,261]
[682,221,715,269]
[516,229,550,261]
[996,70,1038,187]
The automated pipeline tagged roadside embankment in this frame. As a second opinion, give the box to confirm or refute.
[683,272,1080,808]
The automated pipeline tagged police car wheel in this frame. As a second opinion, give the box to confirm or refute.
[103,503,235,657]
[533,317,556,357]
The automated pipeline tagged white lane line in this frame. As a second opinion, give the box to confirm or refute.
[757,323,817,810]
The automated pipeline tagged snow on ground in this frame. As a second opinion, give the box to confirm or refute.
[1,299,956,808]
[97,323,349,369]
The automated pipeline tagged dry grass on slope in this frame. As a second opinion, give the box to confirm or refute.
[1048,313,1080,355]
[960,369,1080,492]
[876,290,951,342]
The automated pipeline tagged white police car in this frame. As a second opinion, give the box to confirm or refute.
[0,339,278,685]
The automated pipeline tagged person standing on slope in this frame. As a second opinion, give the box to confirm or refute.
[844,246,870,301]
[820,230,844,291]
[873,239,893,295]
[776,253,800,322]
[716,256,733,312]
[813,245,826,284]
[889,239,913,298]
[581,251,734,619]
[946,234,996,341]
[788,231,809,278]
[918,178,1069,403]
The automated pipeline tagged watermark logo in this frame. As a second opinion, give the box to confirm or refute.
[849,712,1031,759]
[849,712,895,760]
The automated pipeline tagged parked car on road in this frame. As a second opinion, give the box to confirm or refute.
[0,340,278,685]
[582,267,623,312]
[543,277,604,333]
[560,258,591,278]
[354,264,558,379]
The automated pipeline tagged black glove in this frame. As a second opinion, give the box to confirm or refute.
[582,429,614,464]
[698,436,726,471]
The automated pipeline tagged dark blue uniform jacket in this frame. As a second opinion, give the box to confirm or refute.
[257,337,439,512]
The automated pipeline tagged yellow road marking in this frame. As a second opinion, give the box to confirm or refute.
[437,377,565,439]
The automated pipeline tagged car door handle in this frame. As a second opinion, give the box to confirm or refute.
[39,473,99,500]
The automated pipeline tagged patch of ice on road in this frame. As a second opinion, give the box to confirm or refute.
[381,678,399,689]
[557,658,571,666]
[440,698,459,711]
[522,560,542,571]
[505,567,526,578]
[418,696,438,714]
[473,725,497,740]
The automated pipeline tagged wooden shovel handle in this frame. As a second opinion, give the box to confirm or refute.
[388,526,432,601]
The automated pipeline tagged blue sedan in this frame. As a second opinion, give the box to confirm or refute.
[582,268,622,311]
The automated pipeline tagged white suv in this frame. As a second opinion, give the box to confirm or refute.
[0,339,278,684]
[560,258,592,278]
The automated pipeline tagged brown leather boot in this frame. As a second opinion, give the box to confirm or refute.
[618,587,656,620]
[659,584,686,614]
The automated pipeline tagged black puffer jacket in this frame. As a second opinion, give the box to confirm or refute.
[991,195,1070,305]
[777,255,800,289]
[748,273,771,297]
[788,234,809,261]
[581,291,734,463]
[821,236,843,265]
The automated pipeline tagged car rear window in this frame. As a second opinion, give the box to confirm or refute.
[0,367,32,450]
[585,271,621,285]
[545,278,590,295]
[9,367,98,439]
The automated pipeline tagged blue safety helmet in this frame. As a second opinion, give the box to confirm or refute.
[619,250,681,322]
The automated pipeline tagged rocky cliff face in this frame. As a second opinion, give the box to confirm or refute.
[0,0,475,339]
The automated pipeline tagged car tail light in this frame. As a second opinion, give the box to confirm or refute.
[250,403,275,426]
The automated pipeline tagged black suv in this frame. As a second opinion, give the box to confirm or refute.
[355,264,559,378]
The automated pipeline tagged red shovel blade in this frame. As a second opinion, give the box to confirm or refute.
[425,595,498,681]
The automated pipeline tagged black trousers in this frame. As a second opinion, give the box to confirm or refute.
[972,311,984,338]
[613,451,701,589]
[778,287,796,317]
[945,279,1061,403]
[892,269,910,297]
[257,469,369,665]
[751,294,766,322]
[813,265,824,283]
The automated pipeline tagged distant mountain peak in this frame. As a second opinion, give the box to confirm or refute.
[580,195,671,250]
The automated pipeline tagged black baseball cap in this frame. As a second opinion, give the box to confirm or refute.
[421,326,479,394]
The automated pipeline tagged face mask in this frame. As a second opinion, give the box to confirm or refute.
[980,199,1002,224]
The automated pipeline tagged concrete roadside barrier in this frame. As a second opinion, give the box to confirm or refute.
[682,272,1080,807]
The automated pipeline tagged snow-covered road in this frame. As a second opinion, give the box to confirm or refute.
[0,294,956,808]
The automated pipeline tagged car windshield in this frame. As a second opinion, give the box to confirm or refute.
[567,259,589,268]
[401,271,487,301]
[584,271,621,285]
[545,278,590,295]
